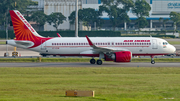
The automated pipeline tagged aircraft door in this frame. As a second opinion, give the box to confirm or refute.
[152,39,158,49]
[41,39,46,50]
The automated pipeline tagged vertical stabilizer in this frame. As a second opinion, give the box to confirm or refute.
[9,10,51,48]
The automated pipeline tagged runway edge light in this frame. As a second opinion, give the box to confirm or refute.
[66,90,95,97]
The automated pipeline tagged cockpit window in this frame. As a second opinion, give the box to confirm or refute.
[163,42,168,45]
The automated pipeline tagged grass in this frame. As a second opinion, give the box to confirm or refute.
[0,41,6,44]
[132,58,180,62]
[0,58,180,63]
[0,67,180,101]
[168,41,180,45]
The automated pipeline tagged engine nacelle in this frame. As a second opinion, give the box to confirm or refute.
[105,51,132,62]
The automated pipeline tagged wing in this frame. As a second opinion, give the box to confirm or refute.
[85,35,129,53]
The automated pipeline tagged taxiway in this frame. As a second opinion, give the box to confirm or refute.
[0,62,179,67]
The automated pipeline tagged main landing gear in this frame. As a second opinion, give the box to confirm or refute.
[90,58,96,64]
[97,60,102,65]
[151,56,155,64]
[90,58,103,65]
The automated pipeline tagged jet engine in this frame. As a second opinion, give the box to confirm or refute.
[105,51,132,62]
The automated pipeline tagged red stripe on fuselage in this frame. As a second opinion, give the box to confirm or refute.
[46,53,169,57]
[45,46,150,48]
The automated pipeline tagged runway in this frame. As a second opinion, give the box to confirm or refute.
[0,45,40,56]
[0,62,180,67]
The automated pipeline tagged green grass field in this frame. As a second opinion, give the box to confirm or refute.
[168,41,180,45]
[0,41,6,44]
[0,67,180,101]
[0,58,180,63]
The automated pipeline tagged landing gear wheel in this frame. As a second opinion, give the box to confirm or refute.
[151,60,155,64]
[90,59,96,64]
[42,54,46,57]
[97,60,102,65]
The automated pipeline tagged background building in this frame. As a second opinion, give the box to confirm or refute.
[27,0,44,11]
[30,0,180,31]
[43,0,102,31]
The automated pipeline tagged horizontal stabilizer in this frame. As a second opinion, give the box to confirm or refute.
[15,41,34,47]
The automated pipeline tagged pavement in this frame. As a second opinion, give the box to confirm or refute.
[0,62,179,67]
[0,39,179,67]
[0,45,40,56]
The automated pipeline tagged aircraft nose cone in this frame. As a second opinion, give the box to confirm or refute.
[171,45,176,54]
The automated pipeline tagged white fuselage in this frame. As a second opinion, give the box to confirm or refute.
[7,37,176,57]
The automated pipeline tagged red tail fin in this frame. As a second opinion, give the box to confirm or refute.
[9,10,51,48]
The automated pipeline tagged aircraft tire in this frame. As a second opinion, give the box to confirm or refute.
[97,60,102,65]
[90,59,96,64]
[42,54,46,57]
[151,60,155,64]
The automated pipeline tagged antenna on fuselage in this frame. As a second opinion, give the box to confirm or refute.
[150,35,152,37]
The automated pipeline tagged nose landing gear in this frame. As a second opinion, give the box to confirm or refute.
[151,56,155,64]
[151,60,155,64]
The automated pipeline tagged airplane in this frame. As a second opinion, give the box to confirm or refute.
[7,10,176,65]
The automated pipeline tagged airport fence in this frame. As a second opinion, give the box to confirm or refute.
[0,30,177,39]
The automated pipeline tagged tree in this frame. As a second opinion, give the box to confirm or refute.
[0,0,36,30]
[100,0,134,31]
[170,12,180,33]
[47,12,66,31]
[69,11,76,25]
[69,10,85,30]
[81,8,103,30]
[136,17,148,29]
[159,17,169,32]
[68,8,103,30]
[159,17,164,29]
[132,0,151,32]
[30,11,47,31]
[94,18,104,30]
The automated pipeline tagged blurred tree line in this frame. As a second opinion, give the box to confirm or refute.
[0,0,36,30]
